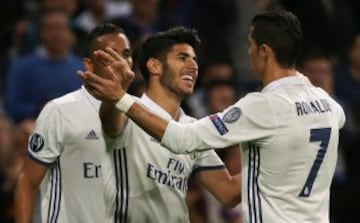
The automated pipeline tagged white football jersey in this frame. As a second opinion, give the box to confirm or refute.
[102,94,224,223]
[28,86,107,223]
[162,75,346,223]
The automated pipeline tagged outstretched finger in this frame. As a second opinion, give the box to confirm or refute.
[77,70,90,82]
[105,47,123,61]
[77,70,95,81]
[94,50,115,66]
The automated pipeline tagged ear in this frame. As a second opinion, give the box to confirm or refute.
[259,44,273,59]
[146,58,162,76]
[258,44,266,58]
[83,57,93,72]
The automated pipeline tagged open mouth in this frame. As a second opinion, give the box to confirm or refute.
[182,74,194,83]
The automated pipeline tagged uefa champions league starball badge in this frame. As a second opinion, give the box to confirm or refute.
[223,107,241,123]
[29,133,45,152]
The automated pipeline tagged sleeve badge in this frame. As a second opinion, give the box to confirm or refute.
[223,107,241,123]
[29,133,45,152]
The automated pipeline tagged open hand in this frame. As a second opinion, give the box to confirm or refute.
[78,69,125,103]
[94,47,135,90]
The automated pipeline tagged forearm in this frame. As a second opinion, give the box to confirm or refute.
[225,173,242,207]
[14,172,37,223]
[126,102,168,140]
[100,101,127,137]
[116,94,212,153]
[201,170,242,208]
[215,173,241,208]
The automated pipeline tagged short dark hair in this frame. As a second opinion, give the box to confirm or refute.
[251,10,303,68]
[137,26,201,83]
[87,23,125,56]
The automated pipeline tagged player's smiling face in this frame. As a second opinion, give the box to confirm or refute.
[160,43,198,98]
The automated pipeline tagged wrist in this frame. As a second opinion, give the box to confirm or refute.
[115,93,135,113]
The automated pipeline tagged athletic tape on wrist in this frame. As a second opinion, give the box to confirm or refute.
[115,93,135,113]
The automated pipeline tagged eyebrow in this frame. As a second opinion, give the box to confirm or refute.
[122,48,132,53]
[177,52,197,61]
[111,47,132,55]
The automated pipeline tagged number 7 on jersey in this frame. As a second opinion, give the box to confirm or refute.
[299,128,332,197]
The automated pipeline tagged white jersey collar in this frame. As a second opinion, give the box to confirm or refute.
[262,72,308,93]
[140,93,186,121]
[81,85,101,111]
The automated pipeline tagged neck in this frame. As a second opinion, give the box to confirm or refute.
[146,83,182,121]
[262,63,297,86]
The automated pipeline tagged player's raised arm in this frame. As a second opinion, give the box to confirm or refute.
[79,64,276,154]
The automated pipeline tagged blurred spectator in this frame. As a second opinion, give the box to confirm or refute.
[3,9,83,123]
[0,113,14,223]
[348,0,360,31]
[0,0,30,97]
[333,33,360,221]
[205,79,238,115]
[299,49,334,93]
[334,33,360,122]
[168,0,237,61]
[72,0,131,56]
[0,114,34,223]
[185,57,235,118]
[282,0,354,58]
[111,0,180,54]
[7,0,80,58]
[73,0,131,33]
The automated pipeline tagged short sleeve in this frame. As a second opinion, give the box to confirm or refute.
[27,102,64,165]
[192,150,224,173]
[337,103,346,129]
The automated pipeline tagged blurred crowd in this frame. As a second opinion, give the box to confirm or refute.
[0,0,360,222]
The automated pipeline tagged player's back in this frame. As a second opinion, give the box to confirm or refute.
[241,76,345,223]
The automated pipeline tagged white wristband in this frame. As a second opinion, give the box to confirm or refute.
[115,93,135,113]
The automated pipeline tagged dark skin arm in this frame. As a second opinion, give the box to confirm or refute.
[14,157,48,223]
[197,169,241,208]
